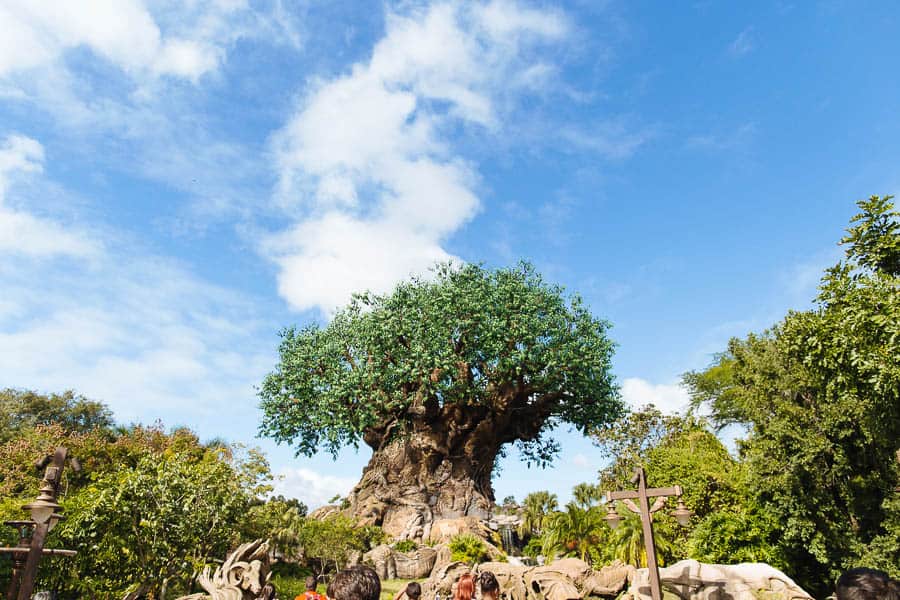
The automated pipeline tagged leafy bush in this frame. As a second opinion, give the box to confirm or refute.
[522,537,543,559]
[448,534,489,565]
[394,539,418,553]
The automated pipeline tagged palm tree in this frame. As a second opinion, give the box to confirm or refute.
[541,501,605,562]
[603,505,675,568]
[571,482,601,508]
[519,490,558,538]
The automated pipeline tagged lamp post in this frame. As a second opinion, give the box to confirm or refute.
[604,467,692,600]
[1,447,77,600]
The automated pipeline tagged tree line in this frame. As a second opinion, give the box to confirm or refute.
[0,390,382,599]
[505,196,899,598]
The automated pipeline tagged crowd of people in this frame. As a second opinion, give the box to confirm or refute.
[285,567,502,600]
[273,564,899,600]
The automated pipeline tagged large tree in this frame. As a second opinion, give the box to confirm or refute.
[259,262,621,535]
[683,196,900,594]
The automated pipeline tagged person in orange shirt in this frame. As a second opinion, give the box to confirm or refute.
[297,576,325,600]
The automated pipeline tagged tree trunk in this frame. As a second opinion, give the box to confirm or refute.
[346,429,499,539]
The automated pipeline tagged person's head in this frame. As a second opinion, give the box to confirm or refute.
[454,572,475,600]
[306,576,318,591]
[478,571,499,599]
[835,568,900,600]
[261,583,277,600]
[404,582,422,600]
[328,565,381,600]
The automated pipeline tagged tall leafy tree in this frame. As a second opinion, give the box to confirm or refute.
[571,483,602,508]
[591,405,686,491]
[51,452,254,599]
[541,502,605,563]
[0,409,283,599]
[0,389,114,442]
[683,196,900,595]
[519,490,558,539]
[259,262,621,530]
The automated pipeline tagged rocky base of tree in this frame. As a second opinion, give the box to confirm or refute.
[346,436,495,539]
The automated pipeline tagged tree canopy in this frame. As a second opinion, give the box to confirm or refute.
[259,262,621,467]
[683,195,900,593]
[0,388,114,443]
[0,392,289,599]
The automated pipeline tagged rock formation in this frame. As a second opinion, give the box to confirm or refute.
[363,544,438,580]
[621,560,813,600]
[418,558,634,600]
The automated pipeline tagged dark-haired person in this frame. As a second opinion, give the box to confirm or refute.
[835,568,900,600]
[394,582,422,600]
[297,576,326,600]
[478,571,500,600]
[328,565,381,600]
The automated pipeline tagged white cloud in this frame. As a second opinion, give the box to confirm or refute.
[0,1,303,223]
[0,0,214,80]
[0,134,100,259]
[268,0,568,315]
[686,122,757,152]
[0,250,275,425]
[0,135,274,427]
[571,453,591,469]
[728,27,755,57]
[153,38,221,81]
[273,467,356,510]
[0,0,302,84]
[559,120,654,160]
[621,377,690,415]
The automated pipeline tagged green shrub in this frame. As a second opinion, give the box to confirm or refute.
[522,537,543,559]
[448,533,489,565]
[394,539,418,553]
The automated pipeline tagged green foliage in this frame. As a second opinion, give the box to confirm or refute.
[519,490,558,538]
[48,451,254,598]
[856,492,900,578]
[298,515,384,578]
[0,388,114,443]
[394,539,418,552]
[643,426,745,523]
[840,194,900,275]
[448,533,489,565]
[522,536,544,559]
[541,502,606,563]
[688,503,782,566]
[592,405,688,491]
[571,483,601,508]
[0,401,295,598]
[682,195,900,596]
[245,497,308,560]
[259,262,621,466]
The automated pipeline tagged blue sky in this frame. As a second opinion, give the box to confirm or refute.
[1,0,899,509]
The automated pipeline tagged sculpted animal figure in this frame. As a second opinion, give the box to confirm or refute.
[175,540,272,600]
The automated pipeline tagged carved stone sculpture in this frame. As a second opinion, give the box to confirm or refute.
[175,540,271,600]
[622,559,813,600]
[420,558,635,600]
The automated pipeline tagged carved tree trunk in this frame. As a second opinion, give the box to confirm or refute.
[346,399,526,538]
[348,434,496,536]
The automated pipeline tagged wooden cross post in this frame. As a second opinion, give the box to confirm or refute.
[606,467,683,600]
